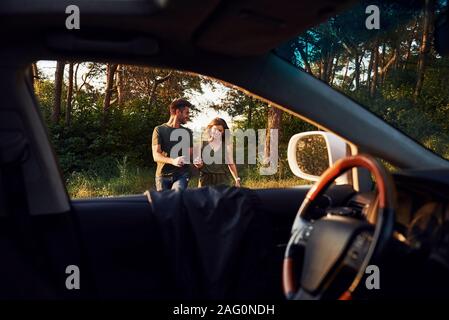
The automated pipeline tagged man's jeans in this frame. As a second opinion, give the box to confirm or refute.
[155,171,190,191]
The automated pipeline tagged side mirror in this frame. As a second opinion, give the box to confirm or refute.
[287,131,351,184]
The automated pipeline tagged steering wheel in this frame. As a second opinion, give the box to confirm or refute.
[283,154,396,300]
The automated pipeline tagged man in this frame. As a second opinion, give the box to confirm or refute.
[152,98,195,191]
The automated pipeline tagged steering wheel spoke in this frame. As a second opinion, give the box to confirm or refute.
[342,231,373,272]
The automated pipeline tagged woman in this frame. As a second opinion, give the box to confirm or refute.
[194,118,241,187]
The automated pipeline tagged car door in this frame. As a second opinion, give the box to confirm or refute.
[0,57,359,299]
[70,185,355,299]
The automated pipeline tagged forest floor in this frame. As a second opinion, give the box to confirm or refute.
[66,166,307,198]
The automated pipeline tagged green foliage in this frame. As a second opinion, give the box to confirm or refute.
[35,66,190,184]
[339,62,449,159]
[296,135,329,176]
[45,105,159,180]
[276,0,449,161]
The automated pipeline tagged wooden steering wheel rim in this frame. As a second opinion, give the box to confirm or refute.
[282,154,396,300]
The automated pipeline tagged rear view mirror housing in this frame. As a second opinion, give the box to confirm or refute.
[287,131,351,184]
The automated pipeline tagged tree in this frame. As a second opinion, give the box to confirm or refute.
[30,63,39,88]
[414,0,435,103]
[403,21,418,70]
[264,105,282,163]
[66,62,74,127]
[379,45,399,82]
[52,61,65,124]
[102,63,118,127]
[298,45,314,75]
[116,64,124,107]
[370,42,380,97]
[147,71,172,111]
[118,66,204,113]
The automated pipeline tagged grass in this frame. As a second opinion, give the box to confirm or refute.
[243,177,308,189]
[67,168,156,198]
[66,162,309,199]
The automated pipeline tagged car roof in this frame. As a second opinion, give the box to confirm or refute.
[0,0,356,57]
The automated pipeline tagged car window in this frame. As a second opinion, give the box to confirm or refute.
[32,61,324,198]
[274,0,449,162]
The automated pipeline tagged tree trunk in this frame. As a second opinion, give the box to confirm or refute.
[321,55,328,83]
[65,63,74,127]
[116,64,123,107]
[380,43,387,85]
[403,21,418,70]
[330,53,340,85]
[318,60,323,80]
[30,63,39,87]
[318,51,334,84]
[370,43,380,98]
[74,63,79,91]
[52,61,65,124]
[247,105,252,127]
[403,39,413,70]
[393,45,400,70]
[264,105,282,164]
[148,80,158,112]
[343,57,350,87]
[326,53,334,84]
[414,0,434,103]
[298,46,314,76]
[367,48,375,88]
[147,71,172,111]
[102,63,118,127]
[321,58,326,82]
[354,54,361,90]
[379,48,399,81]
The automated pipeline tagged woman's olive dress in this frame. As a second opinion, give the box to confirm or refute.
[198,141,232,187]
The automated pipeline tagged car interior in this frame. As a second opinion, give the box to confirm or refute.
[1,0,449,300]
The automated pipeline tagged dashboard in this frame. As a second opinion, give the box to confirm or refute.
[393,170,449,250]
[345,169,449,251]
[262,168,449,298]
[331,169,449,298]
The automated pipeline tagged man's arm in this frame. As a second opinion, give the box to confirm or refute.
[152,144,175,165]
[152,144,185,167]
[151,126,184,167]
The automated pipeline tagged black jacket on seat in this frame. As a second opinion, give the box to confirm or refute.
[147,186,277,300]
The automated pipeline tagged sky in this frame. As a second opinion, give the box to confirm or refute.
[184,82,234,131]
[36,60,235,131]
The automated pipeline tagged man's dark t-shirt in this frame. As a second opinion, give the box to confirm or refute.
[152,123,193,177]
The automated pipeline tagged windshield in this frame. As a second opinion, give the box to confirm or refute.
[274,0,449,161]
